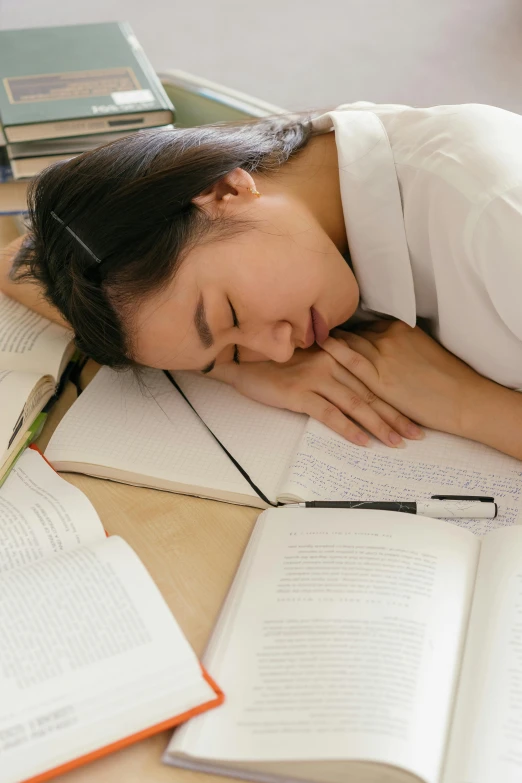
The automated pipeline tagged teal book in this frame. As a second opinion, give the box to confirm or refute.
[0,22,174,142]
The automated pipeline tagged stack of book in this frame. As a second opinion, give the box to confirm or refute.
[0,21,175,180]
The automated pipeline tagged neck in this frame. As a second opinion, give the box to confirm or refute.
[258,131,348,254]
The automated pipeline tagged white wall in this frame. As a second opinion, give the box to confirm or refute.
[1,0,521,112]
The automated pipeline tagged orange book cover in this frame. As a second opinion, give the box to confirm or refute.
[29,443,54,468]
[22,667,224,783]
[18,445,225,783]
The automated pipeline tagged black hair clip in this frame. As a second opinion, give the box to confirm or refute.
[51,210,104,280]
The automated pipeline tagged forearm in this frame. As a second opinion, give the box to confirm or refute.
[461,377,522,461]
[0,235,69,327]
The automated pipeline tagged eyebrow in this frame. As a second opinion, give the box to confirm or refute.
[194,294,216,374]
[194,295,214,348]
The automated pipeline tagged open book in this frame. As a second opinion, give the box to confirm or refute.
[46,366,522,535]
[165,506,522,783]
[0,448,223,783]
[0,291,75,482]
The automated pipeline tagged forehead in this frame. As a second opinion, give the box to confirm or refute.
[131,259,205,370]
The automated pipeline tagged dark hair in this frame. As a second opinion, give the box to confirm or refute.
[12,114,315,368]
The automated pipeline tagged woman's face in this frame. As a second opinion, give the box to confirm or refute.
[132,166,360,372]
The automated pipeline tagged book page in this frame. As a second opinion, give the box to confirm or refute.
[0,369,53,464]
[0,535,216,783]
[443,525,522,783]
[280,418,522,534]
[0,291,73,380]
[0,448,105,573]
[169,509,479,783]
[45,367,307,505]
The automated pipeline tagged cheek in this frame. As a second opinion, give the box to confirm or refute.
[229,230,340,320]
[239,277,308,323]
[245,254,320,311]
[232,263,295,318]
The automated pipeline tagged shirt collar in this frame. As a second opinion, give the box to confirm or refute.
[311,109,417,327]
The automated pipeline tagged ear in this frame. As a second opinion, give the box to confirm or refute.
[192,167,258,216]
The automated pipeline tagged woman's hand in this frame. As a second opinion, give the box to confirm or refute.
[0,234,70,327]
[210,344,424,448]
[321,320,490,437]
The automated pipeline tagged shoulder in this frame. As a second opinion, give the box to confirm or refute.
[332,100,522,135]
[390,105,522,197]
[332,103,522,341]
[468,185,522,338]
[331,102,522,205]
[363,102,522,148]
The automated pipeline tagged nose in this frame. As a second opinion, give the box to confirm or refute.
[242,321,295,363]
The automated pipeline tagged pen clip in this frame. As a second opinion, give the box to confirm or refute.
[430,494,495,502]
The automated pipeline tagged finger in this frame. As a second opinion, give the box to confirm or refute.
[331,328,379,357]
[367,397,424,440]
[335,330,380,360]
[301,375,404,448]
[329,363,424,440]
[301,391,371,446]
[322,335,377,386]
[315,378,407,448]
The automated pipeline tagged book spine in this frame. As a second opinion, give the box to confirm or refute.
[119,22,174,115]
[0,413,47,487]
[159,69,286,117]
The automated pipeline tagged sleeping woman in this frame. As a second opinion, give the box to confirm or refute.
[2,100,522,458]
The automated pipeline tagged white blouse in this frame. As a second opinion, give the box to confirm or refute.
[311,102,522,389]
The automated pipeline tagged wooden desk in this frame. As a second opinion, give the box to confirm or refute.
[35,365,260,783]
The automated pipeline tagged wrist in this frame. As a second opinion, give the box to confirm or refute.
[458,375,508,444]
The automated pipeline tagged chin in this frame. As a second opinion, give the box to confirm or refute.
[334,297,360,329]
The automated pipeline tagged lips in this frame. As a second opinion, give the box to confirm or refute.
[303,312,315,349]
[311,307,330,345]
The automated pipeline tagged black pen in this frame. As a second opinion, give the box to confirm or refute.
[283,496,497,519]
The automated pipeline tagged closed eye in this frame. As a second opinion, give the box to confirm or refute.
[228,298,241,365]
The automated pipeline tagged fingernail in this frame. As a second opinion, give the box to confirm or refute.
[356,433,369,446]
[406,423,424,439]
[389,432,404,447]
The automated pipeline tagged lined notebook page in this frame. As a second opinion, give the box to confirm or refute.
[45,367,306,505]
[280,418,522,534]
[173,371,306,499]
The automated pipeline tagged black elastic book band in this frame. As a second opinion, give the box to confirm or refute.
[164,372,276,508]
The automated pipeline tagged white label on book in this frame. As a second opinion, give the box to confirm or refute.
[111,89,155,105]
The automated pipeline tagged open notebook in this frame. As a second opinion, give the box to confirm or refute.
[45,367,522,534]
[0,291,75,482]
[0,448,222,783]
